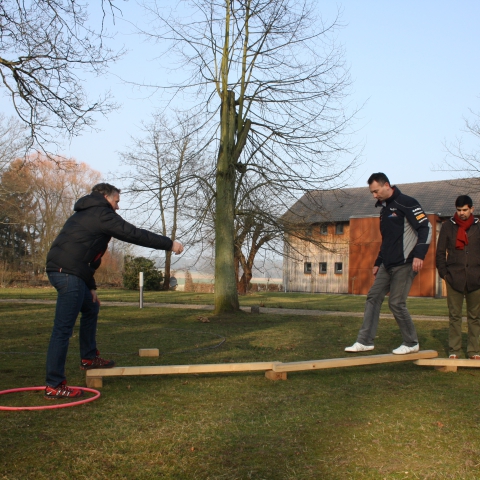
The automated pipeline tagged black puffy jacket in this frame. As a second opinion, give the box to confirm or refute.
[46,192,173,289]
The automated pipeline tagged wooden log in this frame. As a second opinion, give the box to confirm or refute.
[85,361,277,378]
[272,350,438,373]
[139,348,160,357]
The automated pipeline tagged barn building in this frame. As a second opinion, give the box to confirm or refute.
[282,178,480,297]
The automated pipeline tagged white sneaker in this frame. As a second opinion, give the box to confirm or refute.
[345,342,374,353]
[392,344,419,355]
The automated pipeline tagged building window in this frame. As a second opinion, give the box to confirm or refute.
[319,262,327,274]
[335,223,344,235]
[304,262,312,274]
[320,224,328,235]
[334,262,343,274]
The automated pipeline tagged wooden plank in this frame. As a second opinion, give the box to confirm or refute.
[139,348,159,357]
[415,358,480,368]
[85,361,278,378]
[273,350,439,373]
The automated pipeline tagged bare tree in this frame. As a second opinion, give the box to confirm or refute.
[0,0,120,147]
[137,0,357,312]
[119,112,210,289]
[0,114,29,173]
[442,110,480,186]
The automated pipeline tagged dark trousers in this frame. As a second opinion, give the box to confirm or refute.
[446,282,480,356]
[45,272,99,387]
[356,263,418,347]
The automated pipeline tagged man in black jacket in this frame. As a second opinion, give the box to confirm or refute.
[44,183,183,399]
[345,173,432,355]
[436,195,480,360]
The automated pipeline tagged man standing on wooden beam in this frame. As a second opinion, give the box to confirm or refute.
[436,195,480,360]
[44,183,184,399]
[345,172,432,354]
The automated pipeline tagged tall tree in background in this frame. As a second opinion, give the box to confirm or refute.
[140,0,357,313]
[0,114,29,174]
[0,155,101,274]
[0,0,120,147]
[119,112,209,289]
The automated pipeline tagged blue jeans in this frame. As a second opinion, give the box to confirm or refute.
[46,272,99,387]
[356,263,419,347]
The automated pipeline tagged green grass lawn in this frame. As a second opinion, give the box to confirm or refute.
[0,287,450,316]
[0,301,478,479]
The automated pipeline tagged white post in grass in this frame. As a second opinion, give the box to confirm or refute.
[139,272,144,309]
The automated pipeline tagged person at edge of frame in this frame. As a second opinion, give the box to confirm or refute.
[44,183,184,400]
[345,172,432,355]
[436,195,480,360]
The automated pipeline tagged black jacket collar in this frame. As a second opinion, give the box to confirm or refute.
[375,185,401,208]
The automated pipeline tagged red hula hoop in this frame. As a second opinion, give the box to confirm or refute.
[0,386,101,411]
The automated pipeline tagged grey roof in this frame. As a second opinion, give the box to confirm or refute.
[284,178,480,224]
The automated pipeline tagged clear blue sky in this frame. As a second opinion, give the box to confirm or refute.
[3,1,480,189]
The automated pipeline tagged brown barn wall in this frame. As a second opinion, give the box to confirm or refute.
[348,214,439,297]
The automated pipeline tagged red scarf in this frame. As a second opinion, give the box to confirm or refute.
[454,212,474,250]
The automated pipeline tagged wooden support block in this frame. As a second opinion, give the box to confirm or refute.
[273,350,438,373]
[434,366,458,372]
[139,348,160,357]
[86,376,103,388]
[265,370,287,381]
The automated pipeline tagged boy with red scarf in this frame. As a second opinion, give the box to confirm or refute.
[436,195,480,359]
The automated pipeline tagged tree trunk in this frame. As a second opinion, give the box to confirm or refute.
[237,269,253,295]
[214,90,240,313]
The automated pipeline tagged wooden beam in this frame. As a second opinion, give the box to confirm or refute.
[85,351,440,387]
[85,361,278,378]
[415,358,480,371]
[272,350,438,373]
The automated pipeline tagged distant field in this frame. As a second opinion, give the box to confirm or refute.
[0,287,450,316]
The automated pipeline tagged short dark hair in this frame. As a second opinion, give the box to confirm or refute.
[455,195,473,208]
[92,183,121,197]
[367,172,390,186]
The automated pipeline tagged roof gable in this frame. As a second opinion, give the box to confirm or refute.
[284,178,480,224]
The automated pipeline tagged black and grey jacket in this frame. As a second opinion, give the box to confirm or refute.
[46,192,173,290]
[436,216,480,293]
[374,186,432,269]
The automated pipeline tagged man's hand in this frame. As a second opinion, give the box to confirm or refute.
[171,240,184,255]
[91,290,101,305]
[372,266,379,276]
[412,258,424,272]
